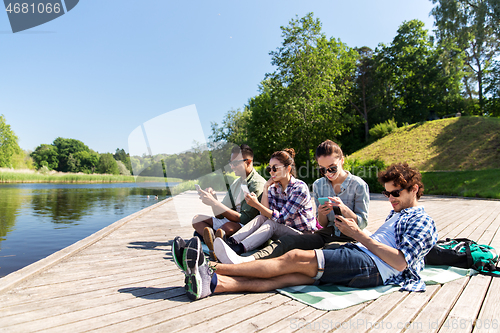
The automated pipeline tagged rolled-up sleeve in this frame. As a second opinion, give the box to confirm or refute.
[353,183,370,229]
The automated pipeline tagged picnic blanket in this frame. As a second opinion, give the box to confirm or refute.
[277,265,476,311]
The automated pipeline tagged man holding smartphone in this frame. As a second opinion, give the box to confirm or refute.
[192,144,266,251]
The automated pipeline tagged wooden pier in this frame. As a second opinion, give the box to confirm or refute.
[1,191,500,332]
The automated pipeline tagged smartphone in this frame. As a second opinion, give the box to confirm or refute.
[332,206,343,217]
[241,184,250,195]
[318,197,330,205]
[195,184,201,193]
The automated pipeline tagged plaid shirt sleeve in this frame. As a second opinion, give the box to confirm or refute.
[385,207,438,291]
[270,181,315,232]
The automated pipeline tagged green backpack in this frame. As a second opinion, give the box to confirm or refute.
[425,238,500,277]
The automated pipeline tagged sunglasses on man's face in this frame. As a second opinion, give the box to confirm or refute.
[228,159,248,167]
[382,188,405,198]
[318,165,338,176]
[266,165,285,173]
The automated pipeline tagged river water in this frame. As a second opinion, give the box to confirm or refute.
[0,182,173,278]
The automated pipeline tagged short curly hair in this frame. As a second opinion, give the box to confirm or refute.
[378,163,424,199]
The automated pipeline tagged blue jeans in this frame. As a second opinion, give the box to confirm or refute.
[317,243,383,288]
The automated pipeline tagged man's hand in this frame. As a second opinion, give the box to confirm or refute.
[244,192,259,208]
[334,215,362,240]
[204,187,218,201]
[198,188,218,206]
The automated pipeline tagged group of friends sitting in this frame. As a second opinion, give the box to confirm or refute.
[171,140,438,301]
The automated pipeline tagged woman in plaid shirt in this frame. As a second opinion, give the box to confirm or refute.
[214,148,317,257]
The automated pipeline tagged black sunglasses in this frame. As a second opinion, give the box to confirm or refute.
[266,165,285,173]
[382,188,405,198]
[319,165,338,176]
[228,159,248,166]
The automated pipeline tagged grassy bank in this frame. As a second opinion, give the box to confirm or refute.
[350,117,500,171]
[0,169,183,183]
[422,169,500,199]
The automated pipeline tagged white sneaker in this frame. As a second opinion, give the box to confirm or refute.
[214,238,255,264]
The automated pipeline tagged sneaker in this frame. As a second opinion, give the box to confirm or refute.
[183,237,216,300]
[203,227,217,261]
[171,236,187,272]
[183,237,204,275]
[215,228,226,242]
[213,238,255,265]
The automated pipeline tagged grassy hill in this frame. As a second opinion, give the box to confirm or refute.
[349,116,500,171]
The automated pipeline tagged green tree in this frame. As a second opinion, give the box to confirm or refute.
[375,20,462,124]
[431,0,500,112]
[73,150,100,173]
[52,137,91,172]
[348,47,380,142]
[113,148,133,173]
[98,153,119,175]
[0,115,22,168]
[209,108,251,147]
[249,13,359,165]
[31,144,59,170]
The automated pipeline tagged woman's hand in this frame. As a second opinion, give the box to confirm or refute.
[317,196,344,216]
[329,196,348,214]
[245,192,260,208]
[265,178,276,188]
[317,202,333,216]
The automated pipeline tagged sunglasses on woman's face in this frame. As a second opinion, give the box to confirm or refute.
[318,165,338,176]
[266,165,285,173]
[382,188,405,198]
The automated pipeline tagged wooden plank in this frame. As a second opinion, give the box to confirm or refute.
[255,303,318,333]
[132,293,276,333]
[404,278,468,333]
[323,291,409,333]
[174,294,291,333]
[371,285,440,333]
[473,277,500,333]
[286,302,370,333]
[0,271,179,310]
[85,293,246,332]
[0,286,185,329]
[438,275,491,333]
[217,294,302,332]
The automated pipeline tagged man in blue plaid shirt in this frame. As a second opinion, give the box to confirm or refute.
[176,163,438,300]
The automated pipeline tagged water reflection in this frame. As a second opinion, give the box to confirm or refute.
[0,183,172,277]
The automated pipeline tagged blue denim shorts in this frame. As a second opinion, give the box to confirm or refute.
[314,243,383,288]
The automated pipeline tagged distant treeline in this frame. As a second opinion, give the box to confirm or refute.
[29,137,133,176]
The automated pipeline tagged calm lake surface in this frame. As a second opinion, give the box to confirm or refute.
[0,182,173,278]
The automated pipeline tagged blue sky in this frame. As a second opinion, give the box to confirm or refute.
[1,0,436,155]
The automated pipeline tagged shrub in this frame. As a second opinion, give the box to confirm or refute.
[116,160,131,176]
[198,172,238,191]
[369,118,398,140]
[344,157,386,193]
[39,166,50,175]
